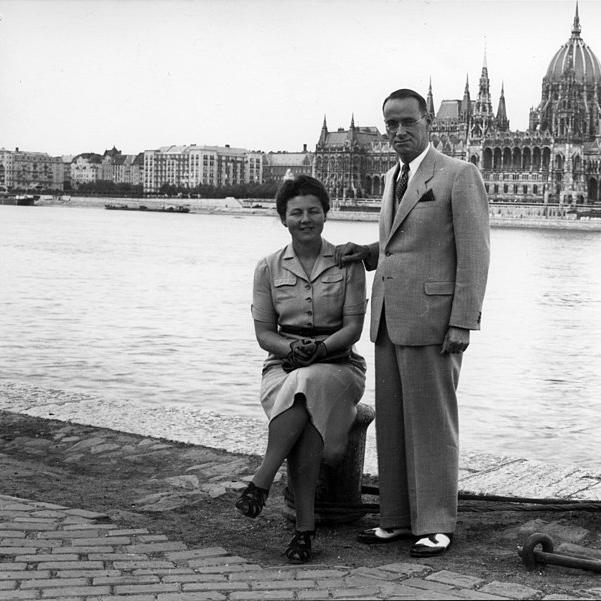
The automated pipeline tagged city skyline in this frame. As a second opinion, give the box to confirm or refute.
[1,0,600,157]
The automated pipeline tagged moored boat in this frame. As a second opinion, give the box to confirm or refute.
[0,194,39,206]
[104,203,190,213]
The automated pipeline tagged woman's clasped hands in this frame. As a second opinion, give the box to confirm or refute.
[282,338,328,372]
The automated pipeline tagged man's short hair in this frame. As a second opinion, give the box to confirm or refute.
[382,88,428,114]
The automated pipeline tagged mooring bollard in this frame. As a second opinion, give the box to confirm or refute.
[283,402,375,525]
[518,533,601,573]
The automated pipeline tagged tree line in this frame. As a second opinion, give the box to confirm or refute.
[70,181,280,199]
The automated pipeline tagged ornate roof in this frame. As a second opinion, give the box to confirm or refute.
[545,4,601,84]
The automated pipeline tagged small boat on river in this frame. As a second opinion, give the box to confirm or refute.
[0,194,39,206]
[104,203,190,213]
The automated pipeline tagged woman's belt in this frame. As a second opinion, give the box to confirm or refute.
[279,325,338,337]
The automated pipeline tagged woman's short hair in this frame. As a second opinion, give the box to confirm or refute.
[275,175,330,219]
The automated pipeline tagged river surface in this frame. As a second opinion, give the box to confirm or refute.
[1,203,601,468]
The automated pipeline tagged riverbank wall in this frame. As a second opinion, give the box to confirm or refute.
[32,196,601,231]
[1,380,600,503]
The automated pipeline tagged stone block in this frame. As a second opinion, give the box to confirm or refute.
[164,475,200,490]
[479,581,543,599]
[377,561,432,577]
[426,569,484,589]
[459,459,589,500]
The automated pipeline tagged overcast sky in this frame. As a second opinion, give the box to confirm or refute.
[0,0,598,157]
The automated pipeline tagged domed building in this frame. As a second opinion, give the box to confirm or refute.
[314,4,601,208]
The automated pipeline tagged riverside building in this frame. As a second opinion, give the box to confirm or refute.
[99,148,144,187]
[143,144,263,194]
[263,145,314,184]
[315,5,601,208]
[70,153,102,189]
[0,147,65,192]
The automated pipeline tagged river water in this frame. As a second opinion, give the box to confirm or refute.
[1,204,600,468]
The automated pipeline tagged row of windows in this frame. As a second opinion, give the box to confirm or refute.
[485,173,541,181]
[485,183,541,194]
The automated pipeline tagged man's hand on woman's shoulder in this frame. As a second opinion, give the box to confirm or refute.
[334,242,370,267]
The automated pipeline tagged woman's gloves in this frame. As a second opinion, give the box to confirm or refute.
[282,338,328,372]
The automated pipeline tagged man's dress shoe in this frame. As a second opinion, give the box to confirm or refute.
[357,527,413,544]
[410,533,453,557]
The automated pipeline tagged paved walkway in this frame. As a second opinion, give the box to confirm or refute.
[1,493,595,601]
[1,382,601,600]
[0,411,600,600]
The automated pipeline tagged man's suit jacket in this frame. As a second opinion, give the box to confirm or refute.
[365,146,490,346]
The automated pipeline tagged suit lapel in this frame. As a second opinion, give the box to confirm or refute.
[387,147,436,243]
[380,164,399,241]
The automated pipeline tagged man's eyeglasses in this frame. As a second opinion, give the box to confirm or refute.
[385,115,427,132]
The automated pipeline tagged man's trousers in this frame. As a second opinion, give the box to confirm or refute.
[375,318,462,535]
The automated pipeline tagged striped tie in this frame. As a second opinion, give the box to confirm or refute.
[395,162,410,210]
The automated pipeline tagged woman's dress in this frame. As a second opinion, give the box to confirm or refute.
[252,238,367,461]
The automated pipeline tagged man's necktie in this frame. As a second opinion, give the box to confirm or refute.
[395,162,410,211]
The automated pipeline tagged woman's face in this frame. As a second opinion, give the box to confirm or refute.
[282,194,326,244]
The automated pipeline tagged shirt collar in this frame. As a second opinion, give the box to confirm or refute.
[397,143,431,181]
[283,238,334,260]
[282,238,337,282]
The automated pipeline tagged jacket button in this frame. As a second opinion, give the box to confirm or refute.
[305,284,311,290]
[307,310,313,315]
[385,251,391,256]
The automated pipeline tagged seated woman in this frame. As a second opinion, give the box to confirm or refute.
[235,175,367,564]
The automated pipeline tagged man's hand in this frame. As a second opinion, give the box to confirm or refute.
[334,242,369,267]
[441,327,470,354]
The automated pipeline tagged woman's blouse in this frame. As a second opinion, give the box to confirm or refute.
[252,238,367,367]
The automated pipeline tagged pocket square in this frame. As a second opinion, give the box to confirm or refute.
[418,189,435,202]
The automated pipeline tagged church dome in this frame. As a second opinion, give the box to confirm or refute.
[545,6,601,84]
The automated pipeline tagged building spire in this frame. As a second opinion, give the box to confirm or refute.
[426,77,435,116]
[318,114,328,146]
[461,74,471,119]
[572,1,581,36]
[350,113,355,128]
[496,81,509,131]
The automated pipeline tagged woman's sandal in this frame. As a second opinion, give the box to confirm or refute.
[284,530,315,563]
[235,482,269,518]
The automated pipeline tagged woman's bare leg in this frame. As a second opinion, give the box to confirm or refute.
[287,421,323,532]
[252,397,310,490]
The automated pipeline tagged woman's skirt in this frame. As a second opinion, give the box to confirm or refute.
[260,356,366,462]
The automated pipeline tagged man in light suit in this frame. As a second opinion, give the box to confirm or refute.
[336,88,489,557]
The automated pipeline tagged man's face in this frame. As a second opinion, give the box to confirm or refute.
[383,97,430,163]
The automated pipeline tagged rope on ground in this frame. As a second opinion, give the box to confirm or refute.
[305,487,601,515]
[285,486,601,517]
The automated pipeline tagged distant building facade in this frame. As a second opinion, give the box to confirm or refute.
[143,144,263,194]
[0,147,64,191]
[263,145,314,183]
[70,153,102,189]
[99,147,144,186]
[315,6,601,206]
[314,116,396,201]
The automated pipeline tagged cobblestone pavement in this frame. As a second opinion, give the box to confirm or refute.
[2,493,597,601]
[0,412,600,600]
